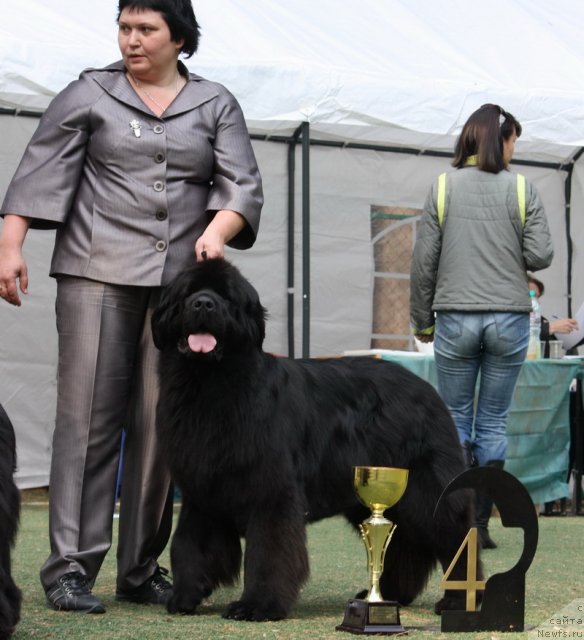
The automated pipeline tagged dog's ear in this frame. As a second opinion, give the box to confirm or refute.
[239,278,267,348]
[251,298,267,348]
[151,283,183,350]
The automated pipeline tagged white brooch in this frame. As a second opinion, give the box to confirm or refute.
[129,119,142,138]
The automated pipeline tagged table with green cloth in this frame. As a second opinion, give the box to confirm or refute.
[344,350,584,505]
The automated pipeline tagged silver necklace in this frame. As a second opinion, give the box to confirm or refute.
[130,73,181,113]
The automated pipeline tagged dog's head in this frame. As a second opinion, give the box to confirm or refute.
[152,258,267,360]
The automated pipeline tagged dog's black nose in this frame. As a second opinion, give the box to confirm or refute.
[192,293,215,312]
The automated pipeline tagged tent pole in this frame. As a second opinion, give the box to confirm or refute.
[287,125,303,358]
[561,146,584,317]
[301,121,311,358]
[564,167,574,317]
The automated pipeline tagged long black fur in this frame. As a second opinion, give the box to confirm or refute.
[0,405,21,639]
[152,258,478,621]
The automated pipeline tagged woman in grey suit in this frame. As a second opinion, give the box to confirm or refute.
[0,0,263,614]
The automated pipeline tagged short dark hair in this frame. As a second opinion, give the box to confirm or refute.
[452,103,522,173]
[527,273,545,297]
[117,0,201,58]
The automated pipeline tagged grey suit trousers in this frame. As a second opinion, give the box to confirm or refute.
[40,277,173,591]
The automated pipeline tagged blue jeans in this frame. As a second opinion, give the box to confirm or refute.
[434,311,529,466]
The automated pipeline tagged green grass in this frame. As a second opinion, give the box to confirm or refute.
[10,498,584,639]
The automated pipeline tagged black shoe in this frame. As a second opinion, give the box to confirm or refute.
[45,571,106,614]
[116,567,173,605]
[478,526,498,549]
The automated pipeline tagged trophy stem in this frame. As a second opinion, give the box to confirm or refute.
[360,507,396,603]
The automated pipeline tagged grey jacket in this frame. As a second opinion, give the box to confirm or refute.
[1,61,263,286]
[410,166,553,333]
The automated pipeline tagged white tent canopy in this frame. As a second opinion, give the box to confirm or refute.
[4,0,584,159]
[1,0,584,487]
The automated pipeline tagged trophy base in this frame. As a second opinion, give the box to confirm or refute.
[336,598,406,635]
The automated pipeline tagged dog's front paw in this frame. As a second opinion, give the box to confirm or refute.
[434,590,477,615]
[223,599,287,622]
[167,592,200,615]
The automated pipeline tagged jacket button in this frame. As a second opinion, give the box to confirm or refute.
[153,124,164,134]
[153,181,165,192]
[155,209,167,221]
[155,240,167,252]
[154,152,165,163]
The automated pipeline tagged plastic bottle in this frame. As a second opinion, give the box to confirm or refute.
[527,289,541,360]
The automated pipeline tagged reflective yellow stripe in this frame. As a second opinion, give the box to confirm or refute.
[437,172,446,227]
[517,173,526,226]
[412,326,435,336]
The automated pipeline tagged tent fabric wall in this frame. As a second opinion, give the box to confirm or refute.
[0,116,578,488]
[571,164,584,315]
[0,226,57,488]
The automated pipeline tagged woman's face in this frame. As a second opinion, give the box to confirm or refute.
[118,8,184,79]
[503,129,517,167]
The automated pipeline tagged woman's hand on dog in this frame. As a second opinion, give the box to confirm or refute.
[195,209,247,261]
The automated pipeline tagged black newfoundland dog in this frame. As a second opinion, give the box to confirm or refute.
[152,258,477,621]
[0,404,21,639]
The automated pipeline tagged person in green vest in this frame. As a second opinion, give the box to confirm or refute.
[410,104,553,549]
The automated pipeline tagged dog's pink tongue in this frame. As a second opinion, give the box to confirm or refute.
[187,333,217,353]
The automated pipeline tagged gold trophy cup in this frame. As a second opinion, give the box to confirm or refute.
[337,466,409,635]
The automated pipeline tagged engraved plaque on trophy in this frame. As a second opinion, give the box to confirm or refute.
[337,466,409,635]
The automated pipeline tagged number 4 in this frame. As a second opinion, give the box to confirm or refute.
[440,527,486,611]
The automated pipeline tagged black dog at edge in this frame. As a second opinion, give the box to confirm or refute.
[152,258,479,622]
[0,404,21,639]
